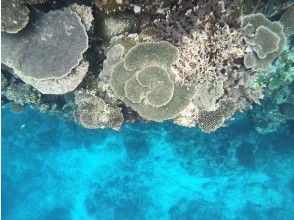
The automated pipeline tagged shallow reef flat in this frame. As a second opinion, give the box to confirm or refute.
[2,107,294,219]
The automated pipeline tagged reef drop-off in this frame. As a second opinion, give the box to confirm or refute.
[2,106,294,219]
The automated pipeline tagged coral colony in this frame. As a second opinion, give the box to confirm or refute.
[1,0,294,133]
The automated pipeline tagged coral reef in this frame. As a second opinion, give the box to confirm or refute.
[280,5,294,37]
[95,0,177,14]
[1,70,72,117]
[138,0,265,131]
[102,13,138,40]
[18,0,49,4]
[241,13,287,71]
[2,9,89,94]
[197,100,236,133]
[1,0,30,33]
[250,45,294,134]
[110,41,195,122]
[1,0,292,132]
[74,91,124,129]
[1,72,41,111]
[69,3,94,32]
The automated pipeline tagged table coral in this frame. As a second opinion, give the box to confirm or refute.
[110,41,195,122]
[1,9,89,94]
[1,0,30,33]
[1,0,292,133]
[241,13,287,71]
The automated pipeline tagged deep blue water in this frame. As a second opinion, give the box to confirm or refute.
[2,107,294,220]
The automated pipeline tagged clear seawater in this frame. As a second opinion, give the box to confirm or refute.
[2,106,294,220]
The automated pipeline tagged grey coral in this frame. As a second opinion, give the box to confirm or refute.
[1,0,30,33]
[1,8,89,94]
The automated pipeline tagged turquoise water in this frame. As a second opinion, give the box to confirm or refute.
[2,106,294,220]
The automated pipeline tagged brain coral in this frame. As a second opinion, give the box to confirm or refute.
[1,0,29,33]
[1,9,89,94]
[241,13,287,71]
[110,41,196,122]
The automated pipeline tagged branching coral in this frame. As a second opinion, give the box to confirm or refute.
[1,0,291,133]
[110,41,195,122]
[74,92,124,130]
[241,13,287,71]
[139,1,263,130]
[1,0,30,33]
[1,9,89,94]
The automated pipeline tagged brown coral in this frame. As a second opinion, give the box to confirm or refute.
[198,100,236,133]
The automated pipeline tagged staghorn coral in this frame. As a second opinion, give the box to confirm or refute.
[129,0,177,14]
[1,0,30,34]
[241,0,291,18]
[74,92,124,130]
[1,9,89,94]
[110,41,196,122]
[280,5,294,37]
[241,13,287,71]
